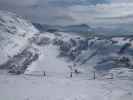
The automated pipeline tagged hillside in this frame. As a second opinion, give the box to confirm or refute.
[0,10,39,73]
[0,10,133,100]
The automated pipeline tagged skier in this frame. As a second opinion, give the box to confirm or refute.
[68,65,73,78]
[93,71,96,80]
[43,71,46,77]
[70,71,73,78]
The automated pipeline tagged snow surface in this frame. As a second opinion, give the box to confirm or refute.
[25,44,70,75]
[25,32,83,75]
[0,74,133,100]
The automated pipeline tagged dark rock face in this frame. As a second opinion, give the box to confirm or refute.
[0,48,39,74]
[77,39,88,50]
[118,43,131,54]
[53,38,64,46]
[60,42,71,53]
[95,56,133,71]
[56,38,86,61]
[31,35,51,46]
[53,35,133,71]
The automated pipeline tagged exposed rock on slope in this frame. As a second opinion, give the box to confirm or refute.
[51,33,133,73]
[0,10,39,74]
[0,11,133,76]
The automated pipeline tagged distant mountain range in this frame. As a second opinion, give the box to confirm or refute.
[32,23,94,35]
[33,22,133,36]
[48,0,109,7]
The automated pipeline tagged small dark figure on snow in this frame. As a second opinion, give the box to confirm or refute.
[70,72,73,78]
[68,65,73,78]
[93,71,96,80]
[43,71,46,77]
[74,69,80,74]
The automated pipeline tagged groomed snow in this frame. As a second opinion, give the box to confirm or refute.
[25,44,71,76]
[0,74,133,100]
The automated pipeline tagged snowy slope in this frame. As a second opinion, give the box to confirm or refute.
[0,10,133,78]
[0,11,133,100]
[21,31,133,80]
[0,74,133,100]
[25,33,74,76]
[0,10,38,65]
[25,44,70,76]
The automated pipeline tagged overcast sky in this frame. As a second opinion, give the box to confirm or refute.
[0,0,133,33]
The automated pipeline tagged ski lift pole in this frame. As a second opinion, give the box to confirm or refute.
[93,71,96,80]
[68,65,73,78]
[70,71,73,78]
[43,71,46,77]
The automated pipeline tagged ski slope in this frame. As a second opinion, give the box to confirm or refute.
[0,74,133,100]
[0,10,133,100]
[25,44,70,75]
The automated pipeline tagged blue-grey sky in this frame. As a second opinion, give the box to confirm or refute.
[0,0,133,33]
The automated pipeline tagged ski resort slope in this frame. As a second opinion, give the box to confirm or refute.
[25,44,70,75]
[0,10,133,100]
[0,74,133,100]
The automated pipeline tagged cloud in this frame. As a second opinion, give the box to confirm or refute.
[111,0,133,3]
[61,2,133,27]
[0,0,38,6]
[47,0,109,7]
[0,0,133,33]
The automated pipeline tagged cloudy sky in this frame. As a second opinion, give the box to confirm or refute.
[0,0,133,33]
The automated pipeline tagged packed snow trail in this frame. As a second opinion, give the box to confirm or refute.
[0,74,133,100]
[25,44,70,76]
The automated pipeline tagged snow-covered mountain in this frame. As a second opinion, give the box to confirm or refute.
[33,23,94,35]
[0,10,133,100]
[0,10,133,79]
[24,31,133,80]
[0,10,39,73]
[53,33,133,77]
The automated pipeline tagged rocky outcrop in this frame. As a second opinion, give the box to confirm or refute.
[0,47,39,74]
[0,10,39,74]
[52,34,133,72]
